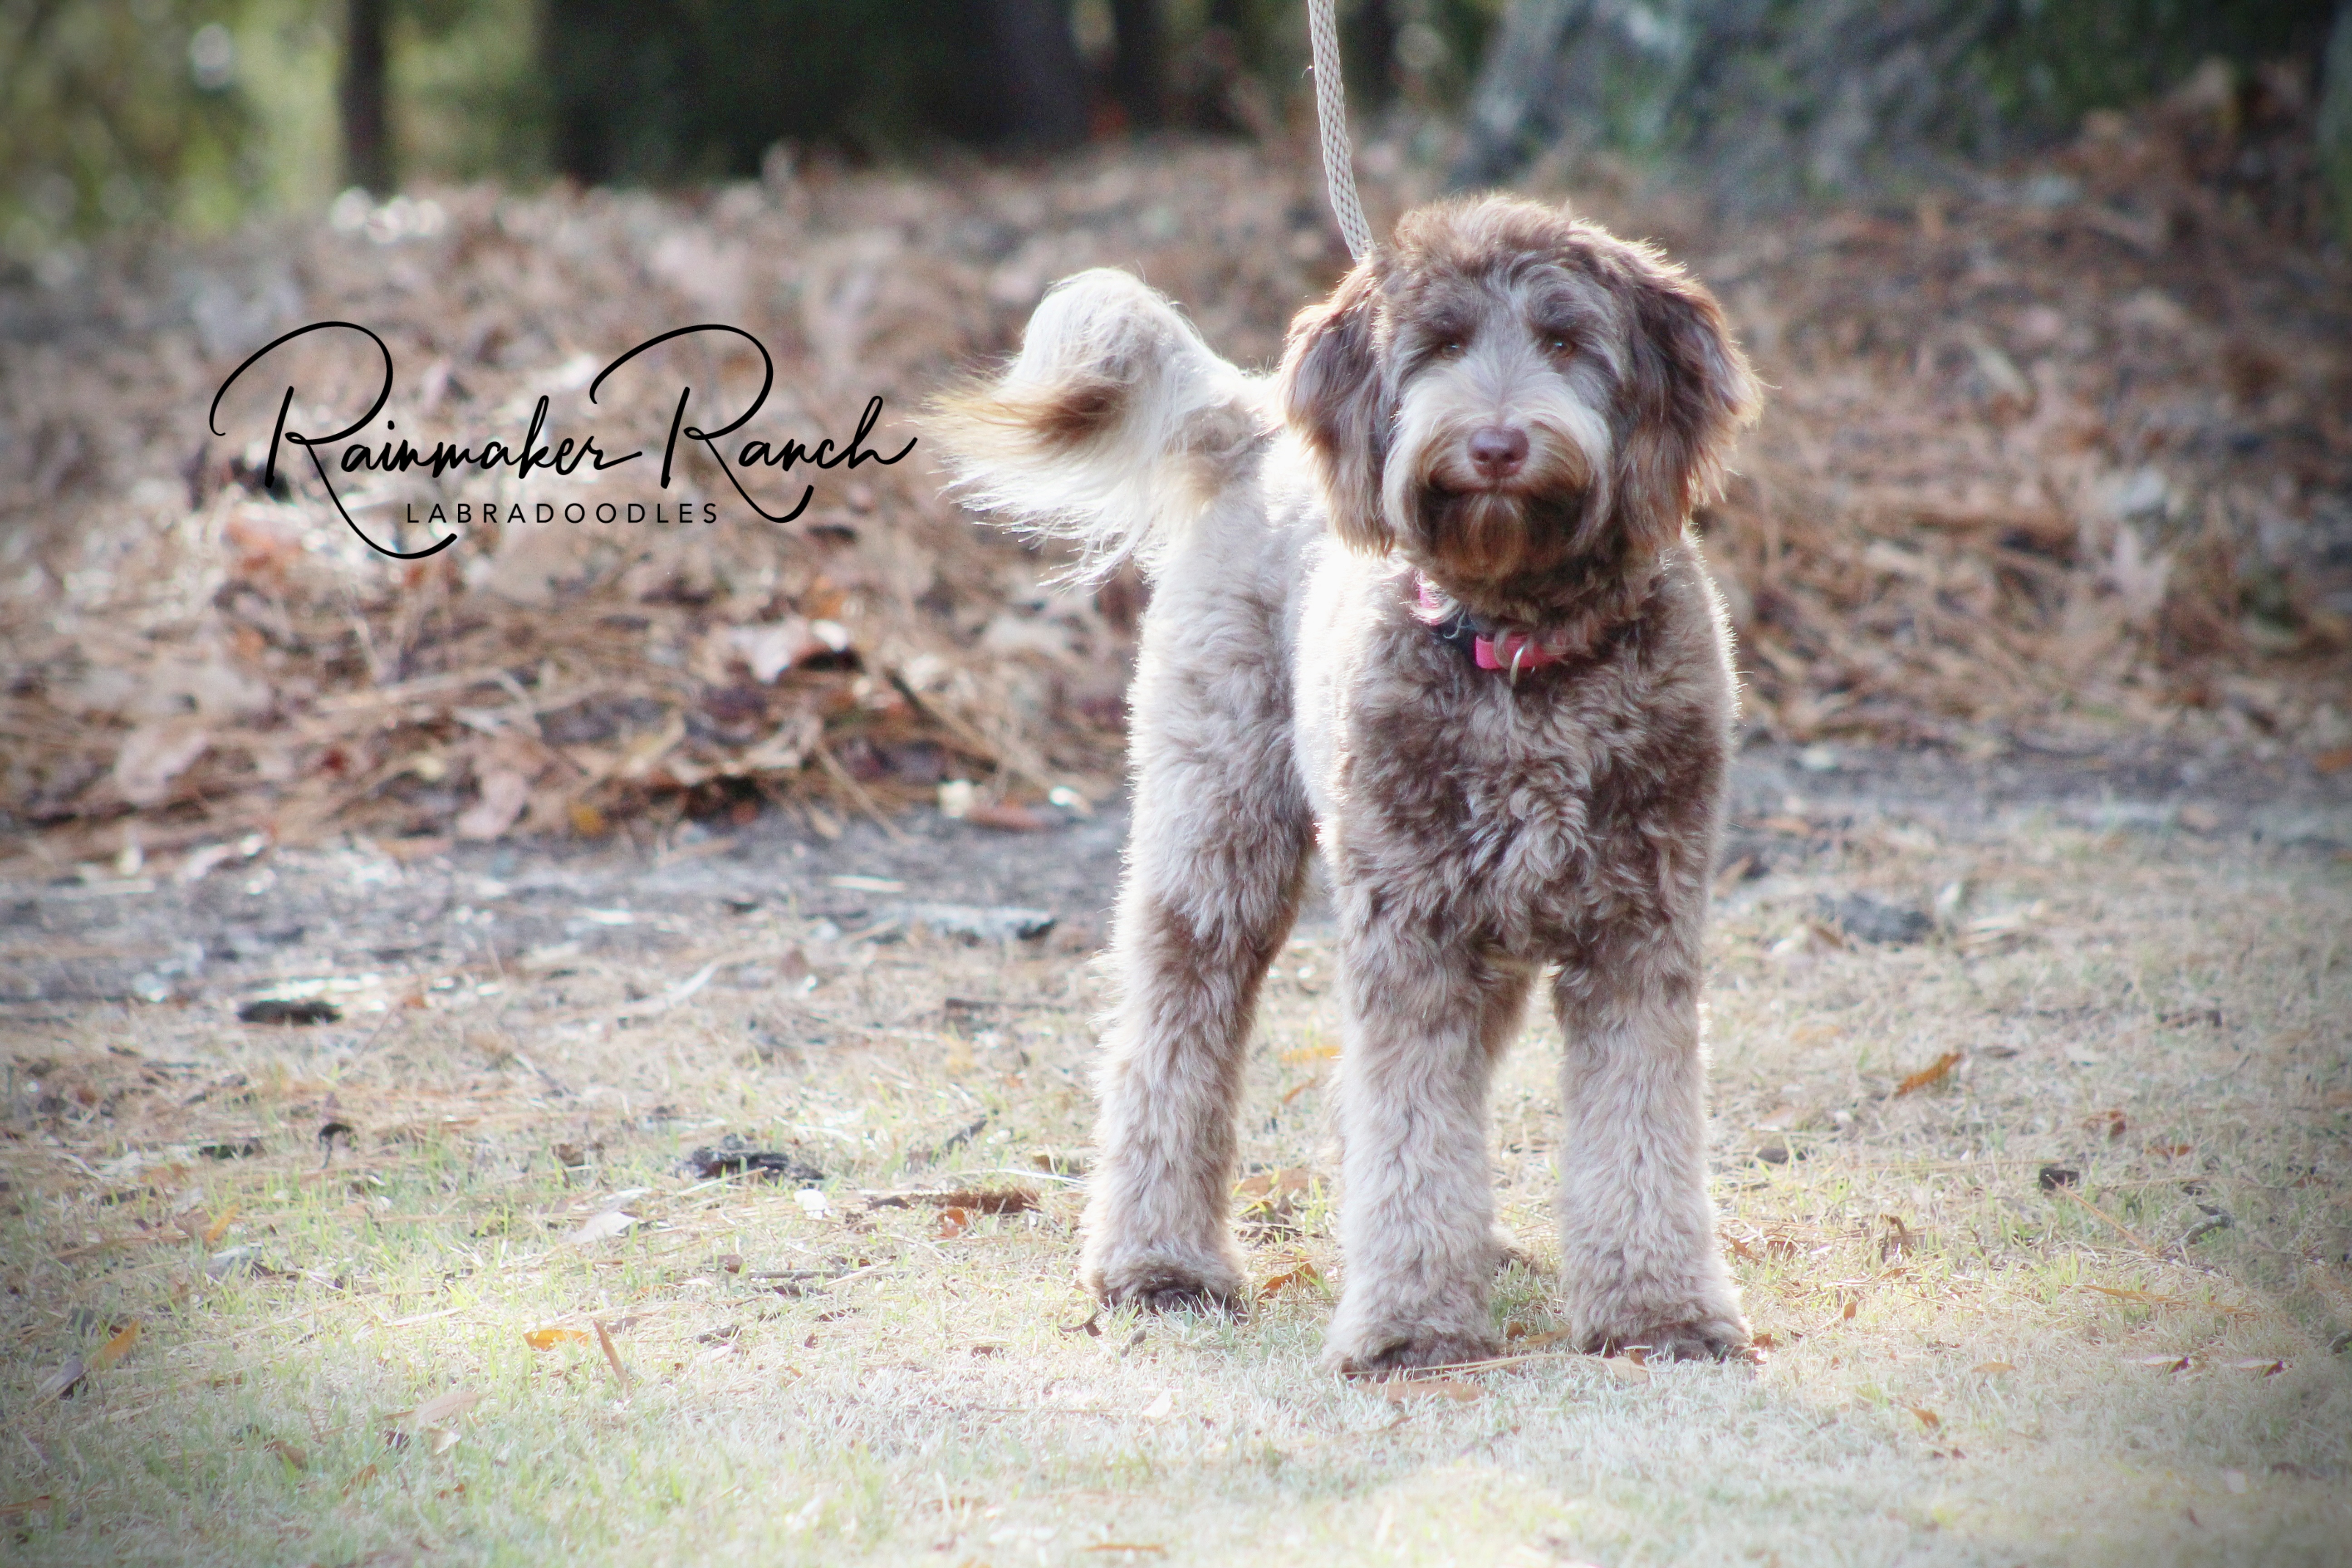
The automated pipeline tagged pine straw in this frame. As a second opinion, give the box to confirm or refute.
[2,96,2347,869]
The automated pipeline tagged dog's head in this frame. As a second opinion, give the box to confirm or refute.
[1280,196,1758,614]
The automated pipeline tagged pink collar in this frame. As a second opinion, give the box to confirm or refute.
[1412,576,1566,677]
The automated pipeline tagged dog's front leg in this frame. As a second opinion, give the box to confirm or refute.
[1323,912,1529,1373]
[1553,958,1750,1360]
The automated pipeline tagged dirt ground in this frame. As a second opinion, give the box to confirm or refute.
[3,740,2348,1566]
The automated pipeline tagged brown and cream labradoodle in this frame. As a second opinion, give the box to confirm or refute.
[935,195,1761,1372]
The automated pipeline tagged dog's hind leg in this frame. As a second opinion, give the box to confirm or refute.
[1553,951,1750,1361]
[1322,919,1532,1373]
[1078,585,1313,1314]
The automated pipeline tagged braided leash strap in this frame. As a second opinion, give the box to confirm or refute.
[1306,0,1374,263]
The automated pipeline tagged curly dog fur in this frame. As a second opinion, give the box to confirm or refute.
[933,195,1761,1372]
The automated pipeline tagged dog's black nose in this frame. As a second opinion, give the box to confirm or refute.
[1468,425,1529,480]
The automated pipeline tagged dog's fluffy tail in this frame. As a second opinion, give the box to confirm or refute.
[930,269,1268,582]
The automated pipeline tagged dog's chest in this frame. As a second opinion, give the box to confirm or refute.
[1311,612,1712,935]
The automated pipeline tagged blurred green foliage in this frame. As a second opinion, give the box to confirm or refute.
[6,0,237,264]
[1976,0,2333,145]
[0,0,2335,268]
[539,0,996,181]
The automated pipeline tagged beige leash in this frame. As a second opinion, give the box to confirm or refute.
[1306,0,1375,262]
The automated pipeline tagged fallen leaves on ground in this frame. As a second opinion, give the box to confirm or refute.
[593,1318,634,1394]
[923,1186,1040,1215]
[1377,1377,1485,1403]
[566,1210,636,1245]
[2083,1107,2128,1139]
[1256,1262,1322,1300]
[87,1322,139,1373]
[1894,1051,1963,1096]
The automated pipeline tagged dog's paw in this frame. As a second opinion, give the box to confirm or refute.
[1323,1325,1499,1376]
[1584,1313,1754,1364]
[1085,1248,1247,1316]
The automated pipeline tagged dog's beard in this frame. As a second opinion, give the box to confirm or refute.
[1412,484,1591,586]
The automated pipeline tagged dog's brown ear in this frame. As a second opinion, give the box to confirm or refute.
[1614,254,1760,554]
[1279,261,1390,553]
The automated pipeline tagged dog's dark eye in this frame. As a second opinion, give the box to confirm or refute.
[1543,332,1574,355]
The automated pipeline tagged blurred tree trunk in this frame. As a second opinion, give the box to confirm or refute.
[982,0,1089,147]
[1450,0,1583,187]
[2323,0,2352,241]
[1110,0,1165,129]
[340,0,392,194]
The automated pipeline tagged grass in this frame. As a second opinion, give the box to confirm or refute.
[3,807,2349,1566]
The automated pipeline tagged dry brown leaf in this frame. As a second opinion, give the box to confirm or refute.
[1256,1263,1322,1300]
[1970,1360,2015,1374]
[2224,1357,2285,1376]
[934,1207,971,1239]
[1378,1377,1484,1402]
[1910,1406,1941,1430]
[593,1318,634,1395]
[87,1322,140,1373]
[924,1187,1039,1215]
[111,720,212,808]
[2082,1107,2128,1139]
[456,767,531,841]
[524,1328,593,1350]
[1504,1326,1575,1349]
[962,802,1054,832]
[2127,1354,2191,1372]
[1603,1357,1651,1385]
[201,1205,240,1246]
[2080,1283,2253,1318]
[265,1439,306,1470]
[566,1210,636,1245]
[408,1388,484,1427]
[1894,1051,1963,1096]
[1234,1169,1313,1204]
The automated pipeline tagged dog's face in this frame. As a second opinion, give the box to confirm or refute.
[1279,197,1758,610]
